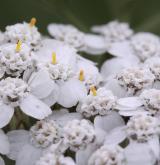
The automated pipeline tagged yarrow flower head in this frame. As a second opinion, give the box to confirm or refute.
[88,145,125,165]
[126,114,160,142]
[47,24,85,49]
[116,67,155,95]
[91,20,133,42]
[41,62,74,81]
[63,119,96,151]
[144,57,160,81]
[77,87,116,118]
[5,18,41,50]
[0,77,29,106]
[140,89,160,115]
[130,32,160,62]
[0,42,35,77]
[30,119,61,148]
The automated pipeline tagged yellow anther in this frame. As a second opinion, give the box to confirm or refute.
[90,86,97,96]
[52,52,57,64]
[79,70,84,81]
[16,40,22,52]
[29,17,36,27]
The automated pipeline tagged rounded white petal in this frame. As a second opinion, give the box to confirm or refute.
[94,111,125,133]
[0,103,14,128]
[7,130,29,160]
[0,129,10,155]
[83,34,107,55]
[58,79,87,108]
[16,144,42,165]
[20,94,52,119]
[125,142,156,165]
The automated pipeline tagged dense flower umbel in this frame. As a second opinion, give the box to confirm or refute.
[77,88,116,118]
[30,120,61,148]
[140,89,160,115]
[126,114,160,142]
[4,19,41,49]
[91,20,133,42]
[116,67,155,95]
[0,43,35,77]
[0,77,29,106]
[88,145,125,165]
[63,119,96,151]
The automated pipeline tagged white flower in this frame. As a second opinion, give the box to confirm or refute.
[0,31,5,45]
[77,87,116,118]
[91,20,133,42]
[144,57,160,81]
[126,114,160,142]
[35,153,76,165]
[88,145,125,165]
[140,89,160,115]
[106,67,155,97]
[6,110,81,164]
[30,120,61,148]
[0,77,52,128]
[130,32,160,62]
[47,24,85,49]
[5,20,41,49]
[63,119,96,151]
[0,43,35,77]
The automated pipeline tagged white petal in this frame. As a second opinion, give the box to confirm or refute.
[41,84,59,106]
[83,34,107,55]
[58,79,87,108]
[0,129,10,155]
[0,103,14,128]
[29,70,55,99]
[7,130,29,160]
[105,78,127,98]
[94,111,125,133]
[116,97,142,110]
[76,143,98,165]
[119,108,149,116]
[108,41,134,58]
[101,57,137,78]
[16,144,42,165]
[20,94,52,119]
[0,157,5,165]
[125,142,156,165]
[148,136,159,159]
[104,126,126,145]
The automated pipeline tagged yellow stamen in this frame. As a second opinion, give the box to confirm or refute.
[29,17,36,27]
[79,70,84,81]
[16,40,22,52]
[90,86,97,96]
[52,52,57,64]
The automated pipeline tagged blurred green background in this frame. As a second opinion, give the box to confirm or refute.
[1,0,160,35]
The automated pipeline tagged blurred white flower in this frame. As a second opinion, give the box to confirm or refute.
[105,67,155,97]
[77,87,116,118]
[91,20,133,42]
[4,18,41,50]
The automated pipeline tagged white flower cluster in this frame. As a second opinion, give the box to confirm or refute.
[88,145,125,165]
[0,19,160,165]
[30,119,61,148]
[63,119,96,151]
[77,88,116,117]
[126,114,160,142]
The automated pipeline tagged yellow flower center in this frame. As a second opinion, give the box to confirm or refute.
[90,86,97,96]
[16,40,22,52]
[29,17,36,27]
[79,70,84,81]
